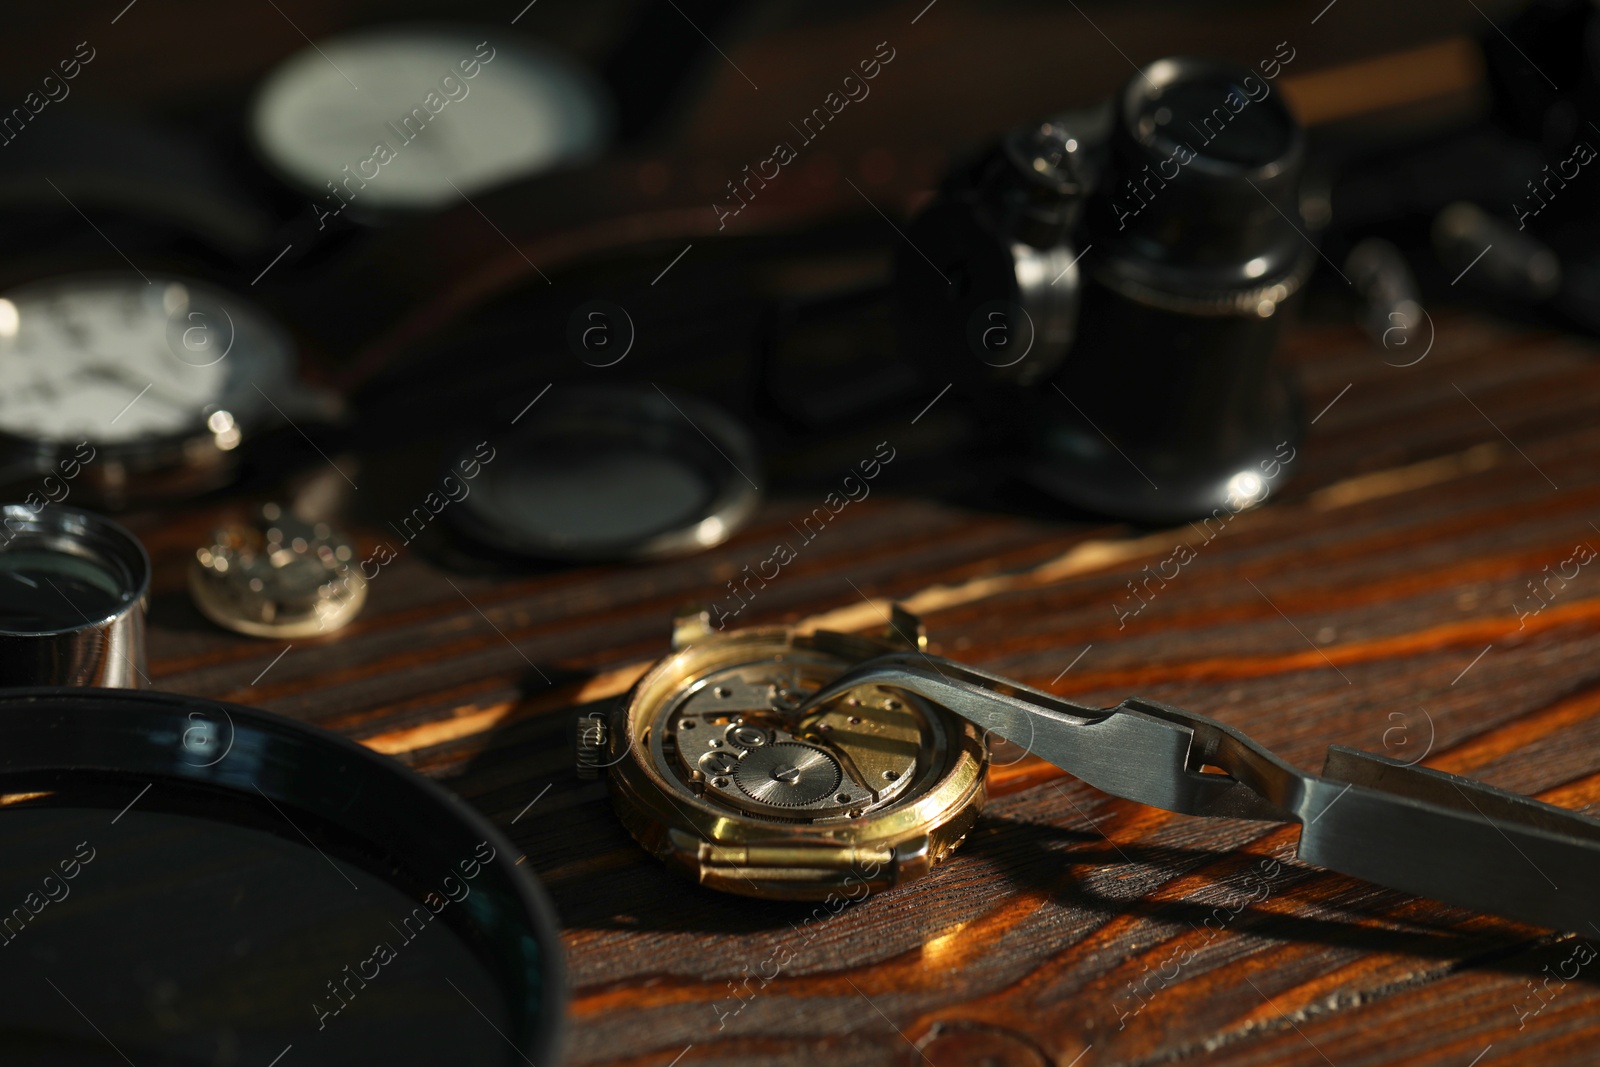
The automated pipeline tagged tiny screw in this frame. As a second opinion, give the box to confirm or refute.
[729,725,768,748]
[883,770,899,781]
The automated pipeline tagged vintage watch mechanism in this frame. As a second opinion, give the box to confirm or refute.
[189,503,365,638]
[586,608,986,900]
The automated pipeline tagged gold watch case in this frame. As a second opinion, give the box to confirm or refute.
[587,607,987,900]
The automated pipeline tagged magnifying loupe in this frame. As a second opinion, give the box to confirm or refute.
[0,504,150,687]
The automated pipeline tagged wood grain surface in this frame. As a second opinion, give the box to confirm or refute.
[126,302,1600,1067]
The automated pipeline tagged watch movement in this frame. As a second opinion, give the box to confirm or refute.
[581,607,986,899]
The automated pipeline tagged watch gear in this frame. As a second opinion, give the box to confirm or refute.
[733,742,843,807]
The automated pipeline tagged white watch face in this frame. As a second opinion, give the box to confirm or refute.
[0,274,296,446]
[252,27,608,212]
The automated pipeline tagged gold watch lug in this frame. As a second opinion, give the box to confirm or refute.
[885,604,927,651]
[891,833,932,883]
[671,605,715,650]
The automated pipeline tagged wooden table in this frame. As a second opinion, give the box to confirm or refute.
[131,300,1600,1066]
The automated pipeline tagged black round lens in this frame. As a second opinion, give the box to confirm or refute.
[0,505,151,686]
[450,386,760,561]
[485,442,717,545]
[1145,76,1293,168]
[0,689,567,1066]
[4,803,525,1064]
[0,548,129,631]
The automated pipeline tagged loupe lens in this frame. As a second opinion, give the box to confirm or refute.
[1146,76,1294,167]
[0,548,132,630]
[0,505,149,686]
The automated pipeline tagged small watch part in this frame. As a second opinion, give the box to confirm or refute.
[189,503,364,638]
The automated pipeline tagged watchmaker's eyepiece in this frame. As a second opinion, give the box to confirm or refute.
[1032,58,1312,522]
[0,504,149,687]
[1106,56,1304,264]
[894,55,1313,522]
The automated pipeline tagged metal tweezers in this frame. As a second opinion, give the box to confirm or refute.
[805,652,1600,932]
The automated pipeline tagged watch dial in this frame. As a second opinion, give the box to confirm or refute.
[252,27,609,211]
[0,274,296,446]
